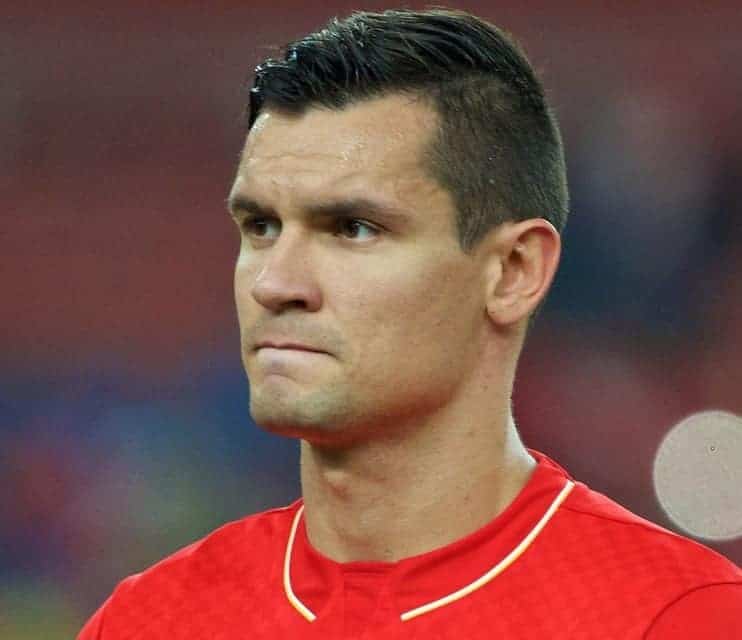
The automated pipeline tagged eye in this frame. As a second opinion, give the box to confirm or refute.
[237,215,379,243]
[242,217,281,240]
[336,218,379,241]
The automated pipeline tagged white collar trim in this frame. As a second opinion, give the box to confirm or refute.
[283,479,575,623]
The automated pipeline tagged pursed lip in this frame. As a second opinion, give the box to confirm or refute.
[255,341,326,354]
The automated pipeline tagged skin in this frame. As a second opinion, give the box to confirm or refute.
[228,93,561,562]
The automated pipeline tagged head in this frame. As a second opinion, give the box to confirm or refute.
[229,9,568,446]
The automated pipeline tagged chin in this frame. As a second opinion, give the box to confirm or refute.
[250,405,365,448]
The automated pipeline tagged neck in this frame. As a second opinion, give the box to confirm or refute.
[299,411,535,563]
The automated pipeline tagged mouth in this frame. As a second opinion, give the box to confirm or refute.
[255,342,325,354]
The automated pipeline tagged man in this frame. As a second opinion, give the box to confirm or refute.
[78,8,741,639]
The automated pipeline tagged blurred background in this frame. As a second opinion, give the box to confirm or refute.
[2,1,741,637]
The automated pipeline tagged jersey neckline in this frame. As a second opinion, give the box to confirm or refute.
[283,449,575,622]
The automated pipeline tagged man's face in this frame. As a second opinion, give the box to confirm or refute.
[229,94,488,446]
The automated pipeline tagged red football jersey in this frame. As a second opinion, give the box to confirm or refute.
[78,450,742,639]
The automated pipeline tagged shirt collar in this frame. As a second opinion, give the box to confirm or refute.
[284,449,574,622]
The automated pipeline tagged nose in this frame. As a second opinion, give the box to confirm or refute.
[249,231,322,313]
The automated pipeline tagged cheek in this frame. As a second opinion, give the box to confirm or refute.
[345,258,475,362]
[233,254,257,321]
[341,266,478,415]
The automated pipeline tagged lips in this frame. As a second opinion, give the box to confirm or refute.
[255,341,324,354]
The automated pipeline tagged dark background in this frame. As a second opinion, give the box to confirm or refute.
[2,1,741,636]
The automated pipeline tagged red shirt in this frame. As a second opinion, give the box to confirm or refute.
[78,450,742,639]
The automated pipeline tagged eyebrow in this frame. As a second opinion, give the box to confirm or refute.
[227,194,409,226]
[227,195,275,218]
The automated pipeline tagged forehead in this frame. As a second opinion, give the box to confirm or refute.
[233,94,443,207]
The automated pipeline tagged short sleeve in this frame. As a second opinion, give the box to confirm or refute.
[644,582,742,639]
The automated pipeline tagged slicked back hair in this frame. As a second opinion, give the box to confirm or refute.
[247,8,569,316]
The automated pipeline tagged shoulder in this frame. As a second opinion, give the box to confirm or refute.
[119,500,299,591]
[559,480,740,581]
[77,501,300,639]
[509,459,741,637]
[528,450,740,589]
[552,480,741,629]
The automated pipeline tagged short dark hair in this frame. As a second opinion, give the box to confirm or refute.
[248,7,568,258]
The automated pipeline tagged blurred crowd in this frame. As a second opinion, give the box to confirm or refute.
[2,2,741,637]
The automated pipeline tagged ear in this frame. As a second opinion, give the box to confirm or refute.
[484,219,561,327]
